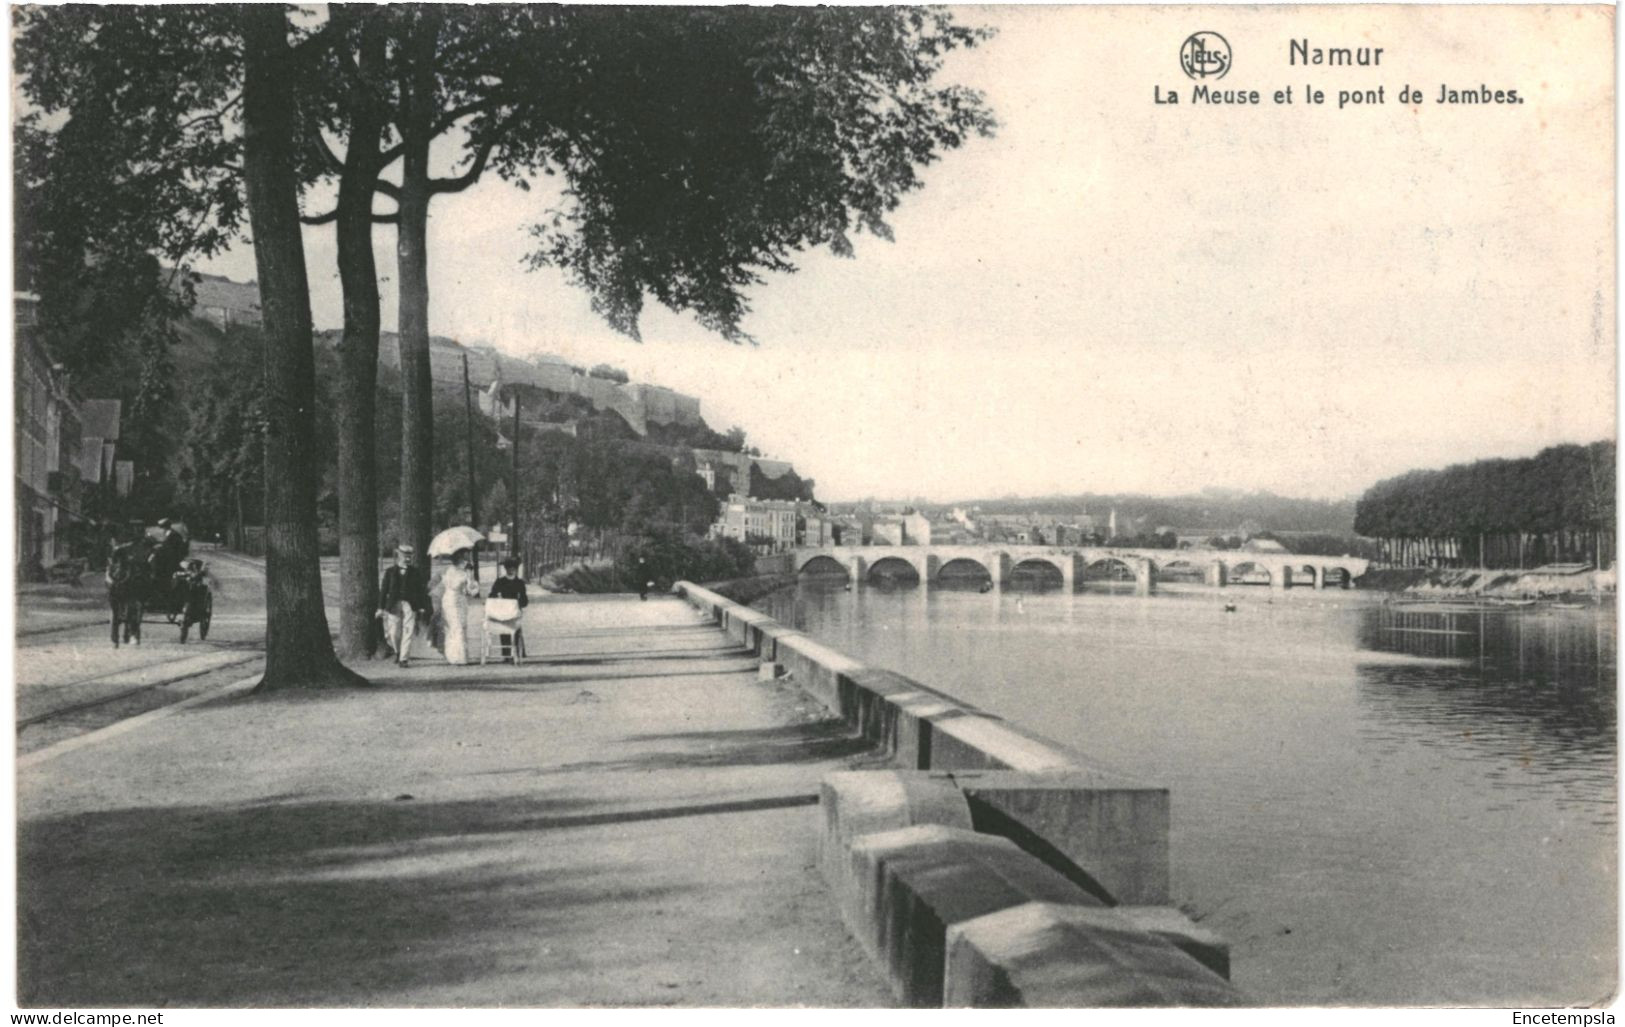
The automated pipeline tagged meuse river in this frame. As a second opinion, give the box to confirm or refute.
[756,580,1617,1006]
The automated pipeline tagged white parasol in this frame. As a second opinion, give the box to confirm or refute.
[427,525,484,558]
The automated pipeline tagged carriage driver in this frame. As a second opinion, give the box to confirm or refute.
[154,518,189,576]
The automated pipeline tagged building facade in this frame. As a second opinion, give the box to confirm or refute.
[712,495,810,551]
[15,324,83,570]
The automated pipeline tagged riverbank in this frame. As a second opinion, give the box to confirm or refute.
[1358,565,1616,600]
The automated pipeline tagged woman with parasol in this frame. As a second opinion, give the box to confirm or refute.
[428,526,484,665]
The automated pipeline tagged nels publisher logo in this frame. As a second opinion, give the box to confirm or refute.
[1180,31,1231,80]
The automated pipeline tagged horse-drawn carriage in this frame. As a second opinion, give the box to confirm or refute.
[106,540,213,647]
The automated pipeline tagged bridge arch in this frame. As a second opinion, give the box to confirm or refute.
[1083,556,1139,582]
[1292,564,1321,590]
[936,557,993,588]
[1228,561,1272,586]
[797,554,849,582]
[867,556,921,588]
[1008,558,1066,591]
[1322,566,1355,589]
[1156,558,1204,583]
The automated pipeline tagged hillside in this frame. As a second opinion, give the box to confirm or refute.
[914,489,1357,535]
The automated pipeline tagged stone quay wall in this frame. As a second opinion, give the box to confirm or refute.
[674,580,1244,1007]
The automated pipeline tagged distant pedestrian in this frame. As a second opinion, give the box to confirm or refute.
[378,544,432,667]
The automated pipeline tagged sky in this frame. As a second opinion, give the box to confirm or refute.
[198,5,1617,504]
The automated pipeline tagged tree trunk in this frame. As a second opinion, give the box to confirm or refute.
[396,10,437,560]
[333,20,387,662]
[241,7,366,691]
[461,352,481,581]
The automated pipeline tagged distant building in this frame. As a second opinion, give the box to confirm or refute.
[869,518,904,545]
[1243,537,1289,554]
[901,512,931,546]
[189,272,263,328]
[863,511,930,546]
[366,330,705,440]
[15,319,109,570]
[800,513,834,547]
[713,495,803,551]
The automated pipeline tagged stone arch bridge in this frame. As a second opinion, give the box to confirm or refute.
[792,545,1370,592]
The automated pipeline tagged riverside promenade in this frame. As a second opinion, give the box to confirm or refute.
[17,594,891,1007]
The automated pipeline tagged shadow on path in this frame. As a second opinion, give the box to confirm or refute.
[20,788,810,1006]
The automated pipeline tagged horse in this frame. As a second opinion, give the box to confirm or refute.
[106,544,151,647]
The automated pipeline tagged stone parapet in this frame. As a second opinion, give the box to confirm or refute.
[673,580,1242,1007]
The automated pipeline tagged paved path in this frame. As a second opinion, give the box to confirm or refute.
[17,594,890,1007]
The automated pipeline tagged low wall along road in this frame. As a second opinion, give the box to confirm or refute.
[675,580,1244,1008]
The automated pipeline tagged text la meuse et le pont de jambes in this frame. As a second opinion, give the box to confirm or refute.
[1155,39,1524,107]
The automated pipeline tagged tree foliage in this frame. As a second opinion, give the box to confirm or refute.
[749,464,817,504]
[1354,443,1616,539]
[499,6,995,342]
[520,435,720,538]
[171,324,267,539]
[13,6,247,510]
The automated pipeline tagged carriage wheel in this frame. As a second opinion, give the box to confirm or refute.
[166,606,180,624]
[198,594,212,641]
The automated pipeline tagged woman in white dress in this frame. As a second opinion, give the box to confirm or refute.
[438,549,481,665]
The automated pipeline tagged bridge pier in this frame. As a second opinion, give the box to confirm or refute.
[1274,566,1291,591]
[846,555,866,586]
[987,552,1009,588]
[1205,561,1228,588]
[1134,559,1154,595]
[1058,555,1076,593]
[1310,566,1323,590]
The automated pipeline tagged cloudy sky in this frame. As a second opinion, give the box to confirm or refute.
[199,5,1616,504]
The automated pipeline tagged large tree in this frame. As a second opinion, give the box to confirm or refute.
[239,5,365,689]
[299,8,399,660]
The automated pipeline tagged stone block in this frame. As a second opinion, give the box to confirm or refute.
[777,634,865,713]
[944,903,1245,1008]
[849,825,1101,1007]
[754,622,804,662]
[1116,906,1231,980]
[839,668,964,763]
[951,769,1170,905]
[819,771,973,893]
[926,714,1080,773]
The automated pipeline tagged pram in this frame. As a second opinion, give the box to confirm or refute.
[480,597,526,665]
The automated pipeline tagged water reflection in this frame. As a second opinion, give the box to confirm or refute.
[1354,604,1616,825]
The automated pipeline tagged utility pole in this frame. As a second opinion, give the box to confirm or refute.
[462,352,481,581]
[511,391,522,574]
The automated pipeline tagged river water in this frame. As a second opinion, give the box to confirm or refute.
[756,580,1617,1006]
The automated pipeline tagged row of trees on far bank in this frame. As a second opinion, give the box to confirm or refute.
[15,5,993,690]
[1353,442,1616,568]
